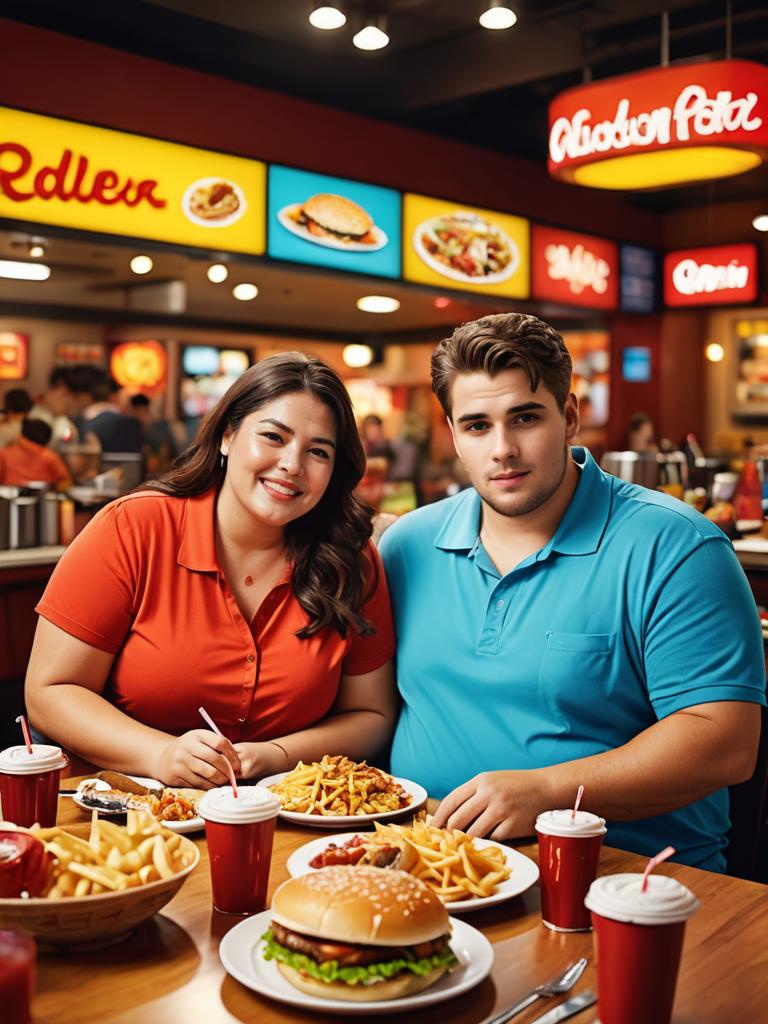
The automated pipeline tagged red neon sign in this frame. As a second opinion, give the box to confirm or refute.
[532,226,618,310]
[664,244,758,307]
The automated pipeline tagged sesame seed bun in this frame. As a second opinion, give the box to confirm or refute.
[270,865,450,946]
[301,193,374,238]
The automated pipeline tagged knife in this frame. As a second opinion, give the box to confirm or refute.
[528,990,597,1024]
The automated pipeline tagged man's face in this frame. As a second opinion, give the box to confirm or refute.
[448,368,579,519]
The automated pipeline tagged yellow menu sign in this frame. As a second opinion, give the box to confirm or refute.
[0,107,266,255]
[403,193,529,298]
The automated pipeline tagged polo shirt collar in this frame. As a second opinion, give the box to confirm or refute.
[177,488,220,573]
[433,446,612,557]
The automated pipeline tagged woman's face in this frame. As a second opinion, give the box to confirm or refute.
[220,391,337,530]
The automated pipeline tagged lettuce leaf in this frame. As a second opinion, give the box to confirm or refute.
[261,929,457,986]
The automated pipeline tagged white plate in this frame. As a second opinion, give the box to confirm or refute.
[219,909,493,1015]
[413,212,519,284]
[285,833,539,913]
[277,204,388,252]
[182,176,247,228]
[257,772,427,828]
[72,776,205,834]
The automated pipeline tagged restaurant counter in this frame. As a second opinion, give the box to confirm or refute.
[27,780,768,1024]
[0,547,65,687]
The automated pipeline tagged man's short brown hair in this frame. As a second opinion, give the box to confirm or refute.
[431,313,573,418]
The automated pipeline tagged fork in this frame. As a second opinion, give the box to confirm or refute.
[483,957,588,1024]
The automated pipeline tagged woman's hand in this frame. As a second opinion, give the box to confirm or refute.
[232,741,290,781]
[154,729,242,789]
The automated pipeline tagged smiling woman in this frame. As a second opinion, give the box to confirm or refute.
[26,353,396,789]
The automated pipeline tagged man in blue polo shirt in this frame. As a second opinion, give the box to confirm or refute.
[379,312,764,870]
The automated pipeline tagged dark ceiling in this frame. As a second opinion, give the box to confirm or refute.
[5,0,768,212]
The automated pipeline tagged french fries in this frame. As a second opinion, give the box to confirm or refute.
[372,817,512,903]
[28,809,194,899]
[270,754,412,817]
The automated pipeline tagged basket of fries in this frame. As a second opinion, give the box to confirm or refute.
[0,810,199,950]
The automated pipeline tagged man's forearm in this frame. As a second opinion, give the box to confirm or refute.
[537,702,760,822]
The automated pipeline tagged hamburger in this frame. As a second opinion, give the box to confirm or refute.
[262,865,457,1001]
[291,193,377,245]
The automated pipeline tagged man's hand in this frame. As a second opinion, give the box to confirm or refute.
[154,729,241,789]
[431,770,551,840]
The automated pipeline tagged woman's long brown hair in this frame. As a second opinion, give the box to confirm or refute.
[143,352,376,639]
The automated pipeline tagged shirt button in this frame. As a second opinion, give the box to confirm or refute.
[496,599,505,610]
[245,575,254,586]
[246,653,255,663]
[237,715,246,723]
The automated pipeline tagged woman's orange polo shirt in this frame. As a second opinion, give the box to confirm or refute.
[36,489,395,743]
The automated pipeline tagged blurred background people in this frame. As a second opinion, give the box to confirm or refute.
[128,393,182,475]
[80,371,143,455]
[0,418,72,489]
[360,414,395,466]
[28,368,79,445]
[0,387,33,447]
[627,411,659,453]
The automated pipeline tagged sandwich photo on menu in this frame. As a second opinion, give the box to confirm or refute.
[277,193,388,251]
[414,210,518,283]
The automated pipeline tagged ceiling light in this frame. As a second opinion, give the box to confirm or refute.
[130,255,153,275]
[434,297,451,310]
[343,344,375,368]
[207,263,229,283]
[353,17,389,51]
[0,260,51,281]
[233,283,258,301]
[309,5,346,30]
[753,214,768,232]
[705,342,725,363]
[479,2,517,30]
[28,237,47,258]
[356,294,400,313]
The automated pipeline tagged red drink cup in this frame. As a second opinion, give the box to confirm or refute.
[0,745,68,828]
[199,786,281,915]
[585,872,699,1024]
[535,809,606,931]
[0,930,36,1024]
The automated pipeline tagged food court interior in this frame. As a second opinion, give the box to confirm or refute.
[1,1,768,1017]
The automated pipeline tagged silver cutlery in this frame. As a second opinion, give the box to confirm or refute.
[483,957,588,1024]
[529,990,597,1024]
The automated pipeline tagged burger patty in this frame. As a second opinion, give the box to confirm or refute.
[271,921,450,968]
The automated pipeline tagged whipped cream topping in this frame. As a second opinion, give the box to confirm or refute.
[535,808,607,838]
[198,785,281,825]
[585,872,699,925]
[0,744,68,776]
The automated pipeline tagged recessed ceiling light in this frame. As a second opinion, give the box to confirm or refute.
[434,297,451,309]
[207,263,229,283]
[0,260,51,281]
[309,5,346,30]
[479,3,517,30]
[343,344,375,368]
[130,255,153,275]
[752,214,768,232]
[28,237,47,258]
[356,295,400,313]
[233,283,258,301]
[705,342,725,363]
[353,18,389,50]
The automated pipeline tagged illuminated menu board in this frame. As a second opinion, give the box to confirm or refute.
[664,244,758,307]
[267,166,401,277]
[620,245,658,313]
[403,194,529,298]
[532,226,618,310]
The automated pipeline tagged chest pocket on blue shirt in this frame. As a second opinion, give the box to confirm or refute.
[539,632,616,717]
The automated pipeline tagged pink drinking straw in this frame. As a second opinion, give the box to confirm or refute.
[198,706,239,798]
[571,784,584,819]
[641,845,676,892]
[15,715,33,755]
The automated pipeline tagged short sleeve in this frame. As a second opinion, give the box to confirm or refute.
[643,536,766,717]
[35,501,140,654]
[341,542,395,676]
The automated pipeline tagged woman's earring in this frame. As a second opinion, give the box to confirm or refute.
[220,453,227,470]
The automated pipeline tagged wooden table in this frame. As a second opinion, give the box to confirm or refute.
[31,781,768,1024]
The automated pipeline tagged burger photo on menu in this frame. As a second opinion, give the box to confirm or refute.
[414,211,519,283]
[261,866,457,1002]
[277,193,388,251]
[182,177,246,227]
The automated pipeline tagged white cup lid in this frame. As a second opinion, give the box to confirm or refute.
[0,744,68,776]
[198,785,281,825]
[585,872,700,925]
[535,809,607,838]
